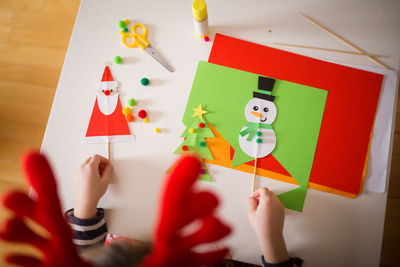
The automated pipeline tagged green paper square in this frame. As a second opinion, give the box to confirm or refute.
[180,61,327,211]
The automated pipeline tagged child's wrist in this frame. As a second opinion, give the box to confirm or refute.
[259,233,289,264]
[74,200,98,219]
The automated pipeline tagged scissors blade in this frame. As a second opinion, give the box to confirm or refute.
[144,45,174,72]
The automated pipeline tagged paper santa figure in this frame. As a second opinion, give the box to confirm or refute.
[85,66,132,143]
[239,76,277,158]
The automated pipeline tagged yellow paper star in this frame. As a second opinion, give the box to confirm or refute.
[192,104,208,120]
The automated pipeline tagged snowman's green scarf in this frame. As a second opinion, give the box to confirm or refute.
[240,122,273,141]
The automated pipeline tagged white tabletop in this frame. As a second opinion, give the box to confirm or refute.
[41,0,400,266]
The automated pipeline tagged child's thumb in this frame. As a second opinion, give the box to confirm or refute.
[248,197,258,213]
[101,164,113,183]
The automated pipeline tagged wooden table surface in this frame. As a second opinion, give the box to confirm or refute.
[0,0,398,266]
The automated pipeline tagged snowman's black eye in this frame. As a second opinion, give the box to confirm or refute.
[263,107,269,112]
[110,89,113,92]
[253,106,259,111]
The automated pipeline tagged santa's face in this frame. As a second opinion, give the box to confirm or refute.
[244,98,277,124]
[97,87,119,116]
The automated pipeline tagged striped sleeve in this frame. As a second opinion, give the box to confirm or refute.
[65,208,108,250]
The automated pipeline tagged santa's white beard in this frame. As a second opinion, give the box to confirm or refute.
[97,93,119,115]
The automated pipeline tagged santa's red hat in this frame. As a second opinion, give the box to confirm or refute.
[98,66,118,90]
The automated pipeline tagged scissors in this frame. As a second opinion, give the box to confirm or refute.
[121,23,174,72]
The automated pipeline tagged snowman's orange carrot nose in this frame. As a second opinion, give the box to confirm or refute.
[251,111,263,118]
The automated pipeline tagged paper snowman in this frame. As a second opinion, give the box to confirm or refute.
[239,77,277,158]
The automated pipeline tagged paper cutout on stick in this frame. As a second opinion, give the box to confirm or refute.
[85,66,132,143]
[238,77,277,160]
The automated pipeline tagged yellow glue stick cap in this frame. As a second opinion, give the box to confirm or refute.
[192,0,207,21]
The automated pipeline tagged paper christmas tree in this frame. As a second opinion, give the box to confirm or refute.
[174,104,215,181]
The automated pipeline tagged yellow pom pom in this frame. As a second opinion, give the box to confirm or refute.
[154,127,160,133]
[122,107,132,115]
[189,128,195,133]
[120,30,125,35]
[143,118,149,123]
[124,19,130,25]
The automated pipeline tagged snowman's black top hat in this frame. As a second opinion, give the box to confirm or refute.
[253,76,275,102]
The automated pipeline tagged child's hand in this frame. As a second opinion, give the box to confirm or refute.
[74,154,112,219]
[248,188,289,263]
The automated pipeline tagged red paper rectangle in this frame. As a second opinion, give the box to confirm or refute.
[208,34,383,195]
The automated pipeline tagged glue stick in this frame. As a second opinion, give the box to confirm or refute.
[192,0,209,39]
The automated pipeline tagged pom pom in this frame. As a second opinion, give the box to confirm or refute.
[124,19,130,25]
[189,128,195,133]
[256,131,262,136]
[126,114,134,122]
[143,118,149,123]
[123,27,129,33]
[141,78,150,86]
[154,128,160,133]
[138,109,147,119]
[199,122,205,128]
[114,56,122,64]
[127,98,136,106]
[199,141,206,147]
[256,138,262,144]
[182,145,188,151]
[122,107,132,115]
[104,90,110,96]
[204,36,209,42]
[118,20,126,28]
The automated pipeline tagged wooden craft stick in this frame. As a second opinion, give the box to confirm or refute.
[271,42,384,57]
[252,156,258,194]
[107,141,110,160]
[300,13,391,70]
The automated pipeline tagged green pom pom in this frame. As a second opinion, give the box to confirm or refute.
[127,98,136,106]
[141,78,149,86]
[114,56,122,64]
[256,131,262,136]
[118,20,126,28]
[123,27,129,33]
[199,141,206,147]
[256,138,262,144]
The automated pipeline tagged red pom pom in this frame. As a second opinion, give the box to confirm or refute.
[199,122,205,128]
[138,109,147,119]
[204,36,209,42]
[182,145,188,151]
[104,90,110,96]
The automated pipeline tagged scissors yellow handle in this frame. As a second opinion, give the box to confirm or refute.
[121,23,150,50]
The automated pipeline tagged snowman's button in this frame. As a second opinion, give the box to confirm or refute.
[256,131,262,136]
[256,138,262,144]
[189,128,195,133]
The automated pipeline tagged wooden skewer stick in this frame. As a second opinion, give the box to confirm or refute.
[107,141,110,160]
[300,13,391,70]
[271,42,384,57]
[252,156,258,195]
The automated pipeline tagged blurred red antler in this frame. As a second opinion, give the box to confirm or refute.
[142,155,231,267]
[0,152,92,267]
